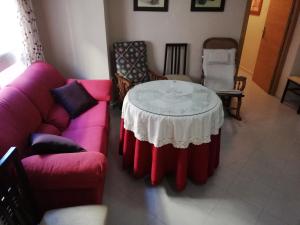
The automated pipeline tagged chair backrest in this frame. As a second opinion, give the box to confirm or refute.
[202,38,239,91]
[113,41,150,85]
[0,147,37,225]
[163,43,188,75]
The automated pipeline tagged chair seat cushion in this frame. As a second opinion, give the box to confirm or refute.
[22,152,106,190]
[40,205,107,225]
[165,74,193,82]
[203,49,236,64]
[203,64,235,91]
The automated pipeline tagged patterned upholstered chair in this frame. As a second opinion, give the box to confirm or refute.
[113,41,166,101]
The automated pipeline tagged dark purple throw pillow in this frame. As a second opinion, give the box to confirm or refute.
[31,133,85,155]
[51,81,97,118]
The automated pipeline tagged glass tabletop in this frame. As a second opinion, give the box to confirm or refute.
[128,80,220,116]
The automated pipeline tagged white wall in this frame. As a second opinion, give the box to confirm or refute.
[32,0,110,79]
[240,0,270,75]
[276,14,300,97]
[291,47,300,74]
[107,0,247,82]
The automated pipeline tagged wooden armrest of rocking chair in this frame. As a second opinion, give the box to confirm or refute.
[234,75,247,92]
[148,69,167,81]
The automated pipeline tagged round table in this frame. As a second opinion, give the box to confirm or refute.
[119,80,224,190]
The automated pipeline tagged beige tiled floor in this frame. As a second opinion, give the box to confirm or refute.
[103,77,300,225]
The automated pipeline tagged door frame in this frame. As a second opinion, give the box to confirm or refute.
[238,0,300,95]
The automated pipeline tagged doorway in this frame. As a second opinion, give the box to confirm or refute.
[239,0,300,95]
[239,0,270,79]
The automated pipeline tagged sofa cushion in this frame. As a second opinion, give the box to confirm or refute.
[67,79,112,101]
[31,133,85,155]
[9,62,66,120]
[62,126,108,155]
[67,101,109,130]
[22,152,106,190]
[46,104,70,131]
[0,87,41,155]
[36,123,61,135]
[52,81,97,119]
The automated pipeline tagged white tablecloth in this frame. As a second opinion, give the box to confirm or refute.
[121,80,224,148]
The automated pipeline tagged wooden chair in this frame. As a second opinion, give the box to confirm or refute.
[281,76,300,114]
[163,43,193,82]
[202,37,247,120]
[113,41,166,101]
[0,147,107,225]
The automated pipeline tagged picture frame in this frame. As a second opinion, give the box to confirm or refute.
[250,0,263,16]
[134,0,169,12]
[191,0,225,12]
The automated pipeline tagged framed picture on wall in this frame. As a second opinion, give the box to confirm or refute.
[250,0,263,16]
[191,0,225,12]
[134,0,169,12]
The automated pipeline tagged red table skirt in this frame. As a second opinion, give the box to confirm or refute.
[119,119,220,191]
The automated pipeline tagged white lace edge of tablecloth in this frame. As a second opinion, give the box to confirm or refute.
[124,124,222,149]
[122,96,224,149]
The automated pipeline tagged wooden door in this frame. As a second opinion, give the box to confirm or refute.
[252,0,294,93]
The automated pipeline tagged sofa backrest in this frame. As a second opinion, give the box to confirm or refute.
[9,62,66,120]
[0,87,42,156]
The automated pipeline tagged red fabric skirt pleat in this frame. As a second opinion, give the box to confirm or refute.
[119,119,220,191]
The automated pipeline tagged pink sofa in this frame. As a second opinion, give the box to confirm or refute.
[0,62,111,213]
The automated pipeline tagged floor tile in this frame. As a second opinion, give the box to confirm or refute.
[104,75,300,225]
[255,210,287,225]
[206,195,262,225]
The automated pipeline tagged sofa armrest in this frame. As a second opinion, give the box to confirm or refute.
[67,79,112,102]
[22,152,106,190]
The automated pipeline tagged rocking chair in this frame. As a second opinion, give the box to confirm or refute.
[202,37,247,120]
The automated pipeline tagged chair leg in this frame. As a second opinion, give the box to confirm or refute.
[227,96,242,120]
[222,96,231,108]
[234,96,242,121]
[281,80,290,103]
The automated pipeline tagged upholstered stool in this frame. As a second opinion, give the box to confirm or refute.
[40,205,108,225]
[281,76,300,114]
